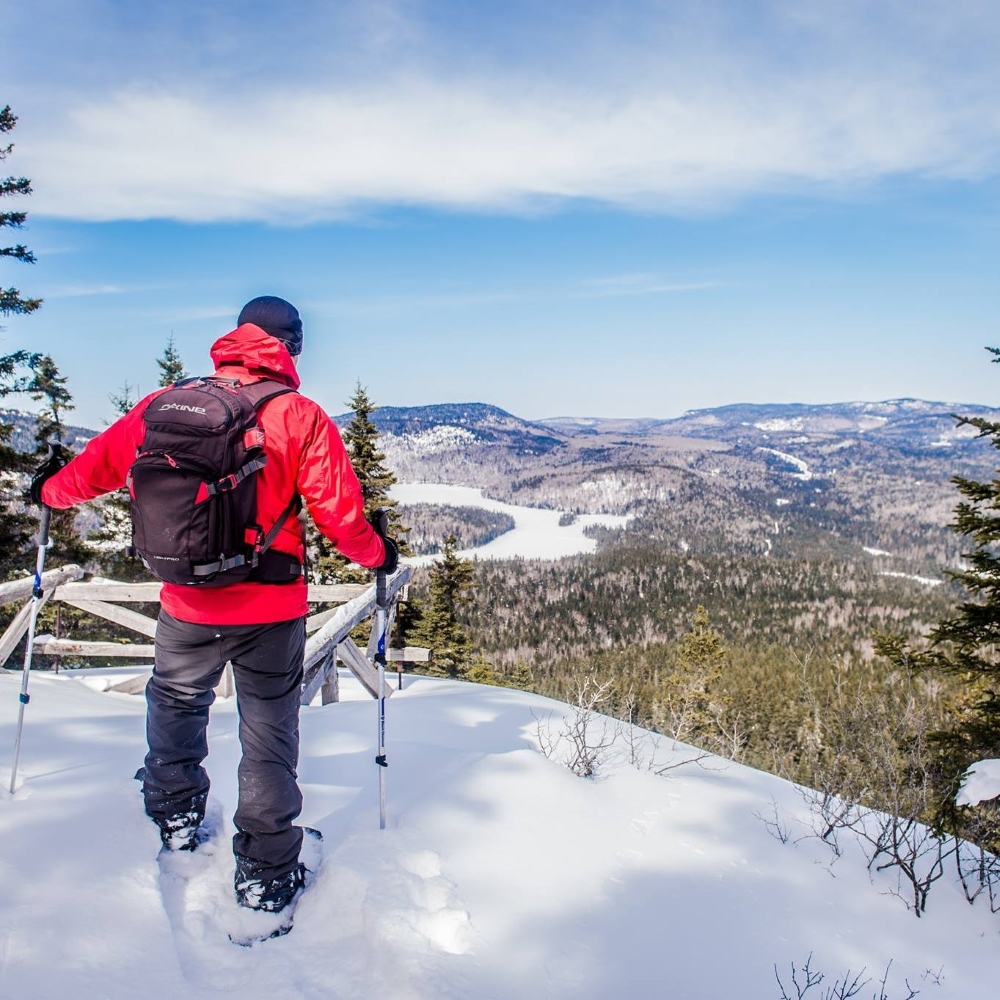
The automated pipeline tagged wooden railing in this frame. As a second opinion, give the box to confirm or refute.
[0,565,425,705]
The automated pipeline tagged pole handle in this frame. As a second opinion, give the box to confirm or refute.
[37,505,52,548]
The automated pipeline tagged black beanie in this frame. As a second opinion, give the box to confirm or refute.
[237,296,303,356]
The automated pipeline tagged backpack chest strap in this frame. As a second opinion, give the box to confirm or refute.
[202,455,268,498]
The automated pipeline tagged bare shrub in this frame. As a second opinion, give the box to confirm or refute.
[754,795,794,845]
[775,955,918,1000]
[534,677,718,778]
[953,828,1000,912]
[533,675,618,778]
[794,662,961,915]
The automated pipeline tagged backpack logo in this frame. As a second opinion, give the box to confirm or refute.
[159,403,207,414]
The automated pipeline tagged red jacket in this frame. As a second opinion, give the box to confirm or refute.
[43,323,386,625]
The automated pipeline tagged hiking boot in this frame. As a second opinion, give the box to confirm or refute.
[158,808,209,852]
[235,863,307,913]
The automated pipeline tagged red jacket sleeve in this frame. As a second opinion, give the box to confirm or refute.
[295,401,386,569]
[41,391,161,508]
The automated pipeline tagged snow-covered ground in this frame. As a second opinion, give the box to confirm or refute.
[758,447,813,481]
[1,669,997,999]
[957,760,1000,808]
[391,483,630,563]
[879,570,943,587]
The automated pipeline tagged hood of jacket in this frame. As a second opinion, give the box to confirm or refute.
[209,323,301,389]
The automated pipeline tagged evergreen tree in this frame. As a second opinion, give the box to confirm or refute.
[0,107,41,576]
[875,348,1000,850]
[341,381,408,544]
[108,380,138,417]
[89,382,149,581]
[0,350,39,576]
[0,106,41,323]
[657,605,732,750]
[157,334,187,386]
[306,382,410,583]
[409,535,475,677]
[28,355,93,566]
[29,354,70,446]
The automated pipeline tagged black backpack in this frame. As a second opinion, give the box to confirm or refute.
[127,376,301,587]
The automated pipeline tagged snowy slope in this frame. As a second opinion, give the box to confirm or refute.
[0,670,997,1000]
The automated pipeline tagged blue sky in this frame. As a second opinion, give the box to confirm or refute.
[3,0,999,428]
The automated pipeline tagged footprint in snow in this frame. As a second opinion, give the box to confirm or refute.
[371,849,476,957]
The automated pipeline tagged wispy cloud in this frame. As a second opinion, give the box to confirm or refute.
[13,1,1000,223]
[583,275,719,296]
[321,289,530,317]
[316,273,719,316]
[46,283,144,298]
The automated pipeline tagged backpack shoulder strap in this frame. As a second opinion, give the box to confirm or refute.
[238,379,297,411]
[237,379,302,556]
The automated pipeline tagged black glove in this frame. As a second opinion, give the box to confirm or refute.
[29,444,70,506]
[368,507,399,574]
[377,535,399,575]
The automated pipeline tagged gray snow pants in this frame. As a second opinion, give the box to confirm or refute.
[142,610,306,881]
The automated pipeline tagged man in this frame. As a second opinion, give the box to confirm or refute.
[31,295,397,922]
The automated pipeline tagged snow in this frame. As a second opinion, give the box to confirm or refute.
[386,426,479,455]
[757,447,813,481]
[391,483,630,563]
[864,547,894,557]
[957,760,1000,807]
[1,670,998,998]
[755,418,804,432]
[879,570,943,587]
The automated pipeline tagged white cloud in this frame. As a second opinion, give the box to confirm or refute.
[46,283,139,297]
[583,275,718,296]
[13,1,1000,222]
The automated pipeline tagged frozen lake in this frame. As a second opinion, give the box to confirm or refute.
[390,483,630,563]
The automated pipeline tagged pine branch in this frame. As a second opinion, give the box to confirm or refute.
[0,177,31,198]
[0,245,35,263]
[0,288,42,316]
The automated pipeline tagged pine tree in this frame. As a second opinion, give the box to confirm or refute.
[0,350,40,576]
[341,382,408,543]
[157,335,187,386]
[0,107,41,576]
[29,354,70,446]
[875,348,1000,850]
[657,605,732,750]
[89,382,149,581]
[108,380,138,417]
[306,382,409,584]
[0,106,41,323]
[408,535,475,677]
[28,355,93,566]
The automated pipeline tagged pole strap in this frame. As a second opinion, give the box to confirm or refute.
[19,693,29,705]
[375,754,387,767]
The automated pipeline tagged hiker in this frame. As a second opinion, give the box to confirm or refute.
[30,295,398,921]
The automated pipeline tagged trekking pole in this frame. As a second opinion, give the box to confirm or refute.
[9,504,52,794]
[372,507,391,830]
[375,565,388,829]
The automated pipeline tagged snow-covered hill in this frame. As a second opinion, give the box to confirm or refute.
[0,670,997,999]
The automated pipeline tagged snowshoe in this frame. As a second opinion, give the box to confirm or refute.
[228,827,323,947]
